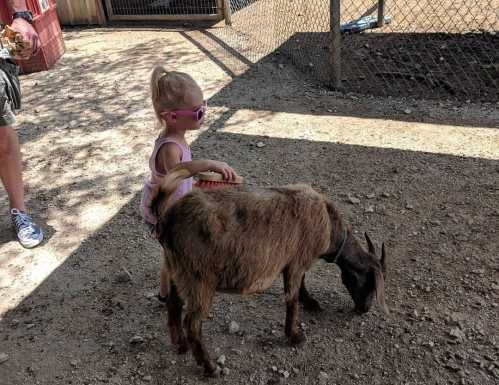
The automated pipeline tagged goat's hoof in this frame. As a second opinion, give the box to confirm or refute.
[204,365,221,378]
[302,299,323,313]
[289,332,306,346]
[177,343,189,354]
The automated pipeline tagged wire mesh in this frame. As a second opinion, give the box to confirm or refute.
[211,0,499,101]
[107,0,220,16]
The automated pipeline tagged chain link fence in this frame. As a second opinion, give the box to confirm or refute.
[209,0,498,101]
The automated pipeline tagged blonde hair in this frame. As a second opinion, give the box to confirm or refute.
[150,66,201,129]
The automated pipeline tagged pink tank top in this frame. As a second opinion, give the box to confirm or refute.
[140,137,193,225]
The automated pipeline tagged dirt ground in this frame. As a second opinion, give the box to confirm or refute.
[0,27,498,385]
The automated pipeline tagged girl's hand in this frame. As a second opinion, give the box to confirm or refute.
[207,161,237,181]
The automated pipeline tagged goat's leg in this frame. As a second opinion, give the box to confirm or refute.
[183,287,219,377]
[167,282,188,354]
[299,275,322,312]
[282,267,305,345]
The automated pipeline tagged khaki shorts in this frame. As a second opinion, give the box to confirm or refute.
[0,60,21,127]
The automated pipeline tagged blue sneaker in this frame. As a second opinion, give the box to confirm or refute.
[11,208,44,248]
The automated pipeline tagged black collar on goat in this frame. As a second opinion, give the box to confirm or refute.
[324,226,348,264]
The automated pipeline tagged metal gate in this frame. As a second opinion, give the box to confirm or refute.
[104,0,225,21]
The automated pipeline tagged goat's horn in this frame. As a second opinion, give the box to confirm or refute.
[375,269,390,315]
[381,243,387,274]
[364,232,376,255]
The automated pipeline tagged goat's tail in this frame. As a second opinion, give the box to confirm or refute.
[155,165,192,219]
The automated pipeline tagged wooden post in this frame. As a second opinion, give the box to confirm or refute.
[330,0,342,89]
[95,0,107,25]
[66,0,75,25]
[104,0,114,20]
[222,0,232,26]
[377,0,385,27]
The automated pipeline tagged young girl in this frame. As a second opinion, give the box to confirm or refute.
[141,66,237,302]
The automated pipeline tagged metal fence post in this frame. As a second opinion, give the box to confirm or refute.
[223,0,232,26]
[377,0,385,27]
[330,0,342,89]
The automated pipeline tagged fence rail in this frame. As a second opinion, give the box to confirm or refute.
[104,0,223,21]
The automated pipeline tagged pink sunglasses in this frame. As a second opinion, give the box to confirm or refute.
[160,100,207,122]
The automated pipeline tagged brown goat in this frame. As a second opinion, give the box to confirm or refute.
[151,166,388,376]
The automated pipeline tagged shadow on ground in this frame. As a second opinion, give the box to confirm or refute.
[1,126,497,384]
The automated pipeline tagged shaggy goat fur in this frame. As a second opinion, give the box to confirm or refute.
[151,166,388,376]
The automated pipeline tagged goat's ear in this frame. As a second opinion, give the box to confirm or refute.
[381,243,387,276]
[364,232,376,255]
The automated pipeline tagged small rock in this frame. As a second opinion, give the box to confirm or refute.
[129,335,144,344]
[381,192,391,197]
[318,371,329,384]
[26,323,35,329]
[404,109,412,114]
[217,355,226,366]
[445,363,460,373]
[447,312,465,325]
[69,120,78,128]
[366,193,375,199]
[282,370,290,378]
[449,328,466,342]
[115,268,132,283]
[292,367,299,374]
[70,359,79,368]
[405,204,414,210]
[278,64,284,69]
[229,321,240,334]
[430,219,442,226]
[0,353,9,364]
[256,142,266,148]
[347,195,360,204]
[365,205,375,213]
[272,366,278,372]
[143,375,152,382]
[222,367,230,376]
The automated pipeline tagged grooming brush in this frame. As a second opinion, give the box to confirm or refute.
[195,171,244,189]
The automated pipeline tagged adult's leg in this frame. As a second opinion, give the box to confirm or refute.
[0,64,43,248]
[0,124,25,211]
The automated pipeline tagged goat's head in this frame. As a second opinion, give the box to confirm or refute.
[336,232,388,314]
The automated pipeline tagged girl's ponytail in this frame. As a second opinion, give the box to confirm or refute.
[151,66,169,125]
